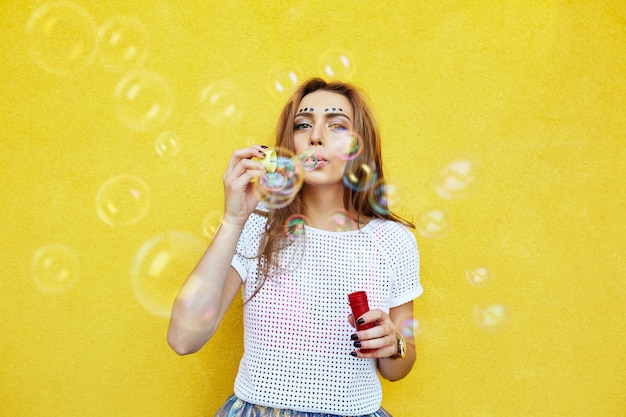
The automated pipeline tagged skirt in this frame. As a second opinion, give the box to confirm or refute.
[214,394,393,417]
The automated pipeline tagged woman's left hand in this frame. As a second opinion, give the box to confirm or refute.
[348,309,398,359]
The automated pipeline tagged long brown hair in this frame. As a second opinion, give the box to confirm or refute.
[247,78,413,301]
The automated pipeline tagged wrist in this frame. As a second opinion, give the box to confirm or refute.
[385,331,406,360]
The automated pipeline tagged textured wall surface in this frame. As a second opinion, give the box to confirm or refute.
[1,1,624,416]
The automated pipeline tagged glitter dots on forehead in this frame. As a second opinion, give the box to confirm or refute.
[297,107,344,113]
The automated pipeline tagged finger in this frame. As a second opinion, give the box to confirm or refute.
[356,309,387,327]
[347,314,356,328]
[224,158,266,185]
[225,146,267,175]
[352,333,398,358]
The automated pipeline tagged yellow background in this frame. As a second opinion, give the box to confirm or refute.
[1,1,625,416]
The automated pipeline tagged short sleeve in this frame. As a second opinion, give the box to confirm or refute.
[387,223,423,307]
[230,209,267,283]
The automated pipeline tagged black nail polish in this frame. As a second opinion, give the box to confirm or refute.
[259,151,266,158]
[350,334,359,341]
[357,318,365,325]
[349,351,357,357]
[261,145,268,149]
[353,341,362,348]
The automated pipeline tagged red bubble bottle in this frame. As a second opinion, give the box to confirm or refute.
[348,291,374,354]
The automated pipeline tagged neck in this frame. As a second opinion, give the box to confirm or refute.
[301,184,355,231]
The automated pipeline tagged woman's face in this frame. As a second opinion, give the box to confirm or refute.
[293,90,355,187]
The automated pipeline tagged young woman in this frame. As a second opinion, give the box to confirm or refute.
[167,78,423,417]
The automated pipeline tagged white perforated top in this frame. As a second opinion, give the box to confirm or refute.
[230,207,422,415]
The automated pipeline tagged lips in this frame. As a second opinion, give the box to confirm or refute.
[313,159,328,169]
[310,154,327,170]
[299,152,327,170]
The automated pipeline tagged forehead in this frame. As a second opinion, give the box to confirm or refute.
[297,90,353,117]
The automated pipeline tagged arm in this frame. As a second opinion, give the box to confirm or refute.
[167,224,244,355]
[350,301,416,381]
[167,145,267,355]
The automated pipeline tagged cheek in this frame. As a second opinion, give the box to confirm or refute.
[293,135,307,154]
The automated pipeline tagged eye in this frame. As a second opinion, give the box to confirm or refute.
[327,122,348,132]
[295,122,312,130]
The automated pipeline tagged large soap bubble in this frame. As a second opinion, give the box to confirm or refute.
[252,147,304,209]
[26,1,98,75]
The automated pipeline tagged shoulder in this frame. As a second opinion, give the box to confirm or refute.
[368,218,417,243]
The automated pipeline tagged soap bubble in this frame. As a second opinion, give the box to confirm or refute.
[297,150,319,171]
[199,80,243,127]
[434,159,476,199]
[416,208,449,239]
[202,210,222,240]
[26,1,98,75]
[252,148,304,209]
[368,180,398,215]
[319,49,354,80]
[343,160,378,192]
[284,214,308,240]
[466,267,493,287]
[31,244,79,293]
[114,69,173,131]
[97,15,149,73]
[333,131,363,161]
[268,65,301,98]
[398,317,420,339]
[327,209,356,232]
[473,303,509,332]
[155,131,180,157]
[95,175,150,226]
[131,231,206,318]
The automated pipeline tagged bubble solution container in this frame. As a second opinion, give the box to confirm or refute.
[348,291,374,354]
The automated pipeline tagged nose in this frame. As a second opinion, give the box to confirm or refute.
[309,124,324,146]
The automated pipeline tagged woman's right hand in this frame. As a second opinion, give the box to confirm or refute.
[222,145,267,226]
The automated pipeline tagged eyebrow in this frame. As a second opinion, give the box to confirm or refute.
[295,112,352,122]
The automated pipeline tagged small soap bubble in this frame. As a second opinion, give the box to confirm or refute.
[473,303,509,332]
[268,66,301,98]
[466,267,493,287]
[327,209,357,232]
[298,150,319,171]
[155,131,180,157]
[284,214,308,240]
[202,210,223,240]
[131,231,206,318]
[31,244,79,293]
[399,317,420,339]
[343,160,378,192]
[435,159,476,199]
[319,49,354,80]
[114,69,174,131]
[95,174,150,226]
[416,208,449,239]
[26,1,98,75]
[252,147,304,209]
[97,15,149,73]
[368,180,398,215]
[199,80,243,127]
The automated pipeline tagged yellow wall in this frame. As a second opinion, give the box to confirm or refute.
[2,1,624,416]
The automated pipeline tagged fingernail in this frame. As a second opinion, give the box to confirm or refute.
[353,341,362,348]
[357,318,365,325]
[261,145,268,149]
[349,351,357,357]
[350,334,359,341]
[259,151,266,158]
